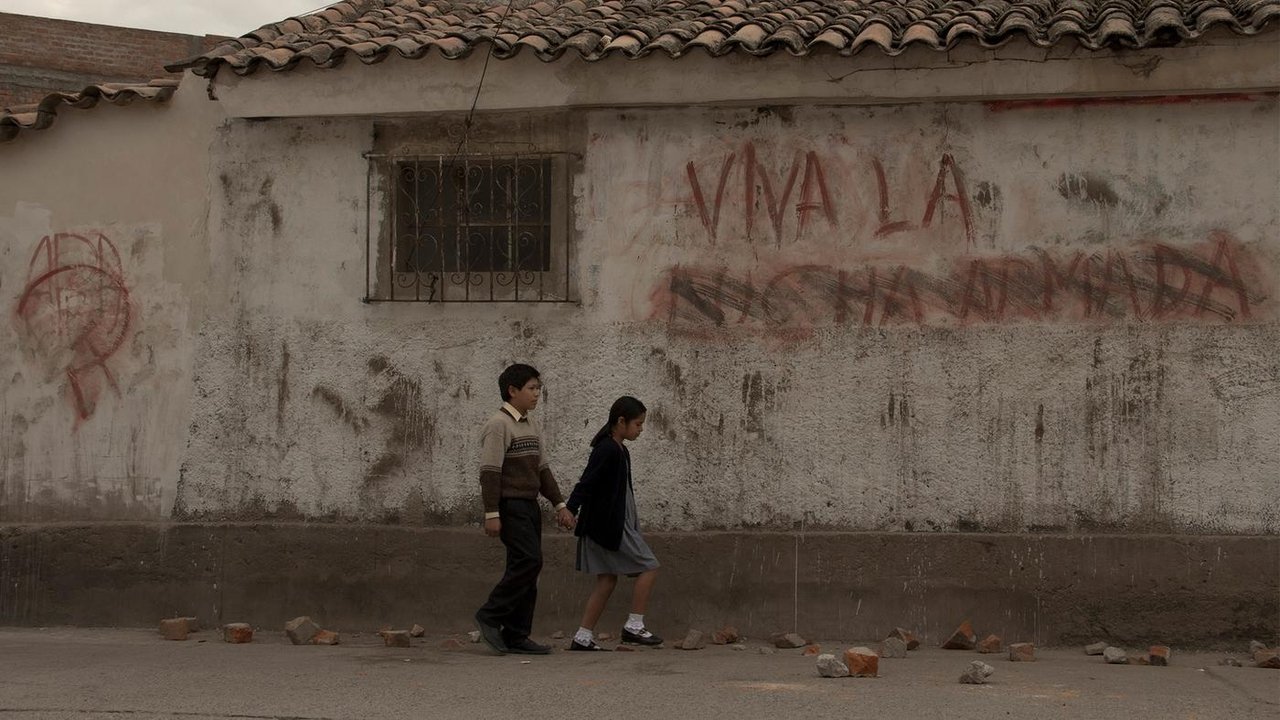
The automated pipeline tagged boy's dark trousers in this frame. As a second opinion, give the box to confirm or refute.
[476,498,542,643]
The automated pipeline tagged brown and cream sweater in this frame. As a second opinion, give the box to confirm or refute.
[478,403,566,517]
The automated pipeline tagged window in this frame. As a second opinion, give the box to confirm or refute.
[369,153,572,303]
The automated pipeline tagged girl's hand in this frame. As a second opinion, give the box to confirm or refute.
[483,517,501,537]
[556,507,576,530]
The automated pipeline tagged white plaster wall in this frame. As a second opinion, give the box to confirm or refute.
[0,80,219,519]
[174,94,1279,533]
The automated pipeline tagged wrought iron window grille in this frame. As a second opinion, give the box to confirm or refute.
[365,152,574,303]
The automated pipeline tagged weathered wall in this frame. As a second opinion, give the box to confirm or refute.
[172,96,1279,536]
[0,79,220,520]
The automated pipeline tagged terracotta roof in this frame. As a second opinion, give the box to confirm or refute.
[0,79,179,143]
[169,0,1280,77]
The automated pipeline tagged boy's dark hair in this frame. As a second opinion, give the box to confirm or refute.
[499,364,540,401]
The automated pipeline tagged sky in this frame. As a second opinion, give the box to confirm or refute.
[0,1,333,36]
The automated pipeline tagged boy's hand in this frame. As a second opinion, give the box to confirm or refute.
[556,507,575,530]
[483,517,501,537]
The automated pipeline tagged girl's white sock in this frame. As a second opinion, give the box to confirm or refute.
[625,614,645,631]
[574,627,594,645]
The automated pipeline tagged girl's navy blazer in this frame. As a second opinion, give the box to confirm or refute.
[566,439,631,552]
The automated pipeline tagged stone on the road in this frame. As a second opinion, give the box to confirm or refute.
[284,617,320,646]
[757,646,777,655]
[181,617,201,633]
[222,623,253,644]
[551,630,565,640]
[1103,647,1128,664]
[888,627,920,650]
[959,660,995,684]
[1149,646,1170,666]
[311,630,340,646]
[843,646,879,678]
[1085,642,1108,656]
[880,636,908,658]
[977,634,1002,654]
[678,629,705,650]
[942,620,976,650]
[816,654,850,678]
[802,644,821,656]
[1008,642,1035,662]
[410,624,425,638]
[468,630,481,643]
[159,618,189,641]
[1255,650,1280,669]
[381,630,411,648]
[711,626,740,645]
[773,632,807,649]
[1249,640,1268,655]
[1218,657,1242,667]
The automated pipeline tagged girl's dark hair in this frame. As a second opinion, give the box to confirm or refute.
[590,396,647,447]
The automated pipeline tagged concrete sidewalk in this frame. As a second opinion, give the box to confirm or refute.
[0,628,1275,719]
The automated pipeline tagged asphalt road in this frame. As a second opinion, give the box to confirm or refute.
[0,628,1276,719]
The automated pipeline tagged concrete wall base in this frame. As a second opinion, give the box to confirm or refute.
[1,523,1274,648]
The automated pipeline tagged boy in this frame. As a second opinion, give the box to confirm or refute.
[474,363,574,654]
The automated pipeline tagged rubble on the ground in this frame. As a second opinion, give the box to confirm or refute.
[410,624,425,638]
[676,629,705,650]
[977,634,1002,654]
[772,632,807,649]
[1149,645,1170,666]
[888,627,920,650]
[1008,642,1035,662]
[222,623,253,644]
[1085,641,1107,655]
[942,620,977,650]
[1103,647,1127,664]
[959,660,995,684]
[816,653,850,678]
[468,630,481,643]
[311,630,340,645]
[380,630,411,648]
[1256,650,1280,669]
[711,625,740,645]
[285,616,320,645]
[880,636,908,658]
[159,618,189,641]
[843,646,879,677]
[802,644,821,656]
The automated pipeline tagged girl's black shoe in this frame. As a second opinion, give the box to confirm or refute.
[621,627,663,646]
[568,638,609,651]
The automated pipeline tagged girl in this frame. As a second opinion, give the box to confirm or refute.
[565,396,662,650]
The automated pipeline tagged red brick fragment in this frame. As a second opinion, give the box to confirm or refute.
[977,634,1002,654]
[842,646,879,677]
[803,644,821,656]
[311,630,340,646]
[380,630,411,647]
[1255,650,1280,669]
[159,618,189,641]
[942,620,976,650]
[888,627,920,650]
[711,625,740,645]
[1149,645,1170,666]
[223,623,253,644]
[1008,642,1035,662]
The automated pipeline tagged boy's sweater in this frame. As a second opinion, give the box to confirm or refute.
[479,404,565,517]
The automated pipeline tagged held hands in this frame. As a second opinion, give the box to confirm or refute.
[483,517,501,538]
[556,507,576,531]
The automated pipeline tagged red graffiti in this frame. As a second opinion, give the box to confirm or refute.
[653,233,1264,333]
[15,232,132,421]
[685,144,970,246]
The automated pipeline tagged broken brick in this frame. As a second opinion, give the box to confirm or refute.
[222,623,253,644]
[1008,642,1035,662]
[410,624,426,638]
[959,660,995,684]
[159,618,189,641]
[1103,646,1128,664]
[888,627,920,651]
[311,630,340,646]
[1250,640,1268,655]
[1085,641,1108,656]
[773,632,807,649]
[441,638,464,650]
[977,634,1002,654]
[381,630,411,648]
[285,616,320,646]
[816,654,850,678]
[843,646,879,678]
[468,630,481,643]
[181,617,201,633]
[879,637,908,659]
[942,620,976,650]
[711,625,740,645]
[1129,654,1150,665]
[1255,650,1280,669]
[1149,645,1170,666]
[803,644,821,656]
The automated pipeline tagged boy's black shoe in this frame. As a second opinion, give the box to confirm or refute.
[474,614,508,654]
[568,639,609,651]
[621,627,663,646]
[506,638,553,655]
